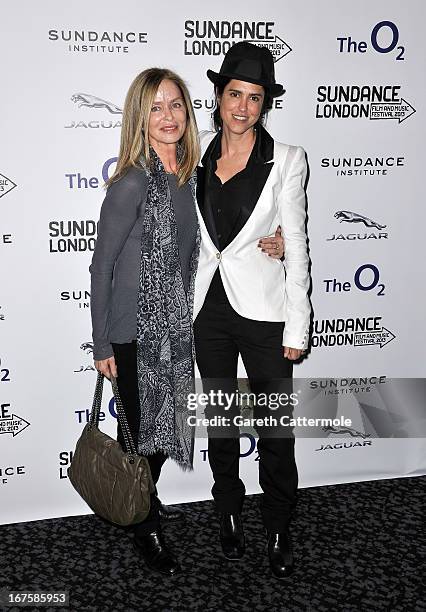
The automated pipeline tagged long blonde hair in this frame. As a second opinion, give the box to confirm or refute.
[107,68,199,188]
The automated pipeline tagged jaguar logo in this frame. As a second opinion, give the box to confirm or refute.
[334,210,386,230]
[71,93,122,115]
[322,425,370,438]
[80,342,94,354]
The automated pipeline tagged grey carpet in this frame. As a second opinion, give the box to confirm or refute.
[0,476,425,612]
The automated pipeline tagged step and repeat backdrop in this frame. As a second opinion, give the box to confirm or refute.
[1,1,425,524]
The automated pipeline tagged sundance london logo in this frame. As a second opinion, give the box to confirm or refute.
[184,20,291,62]
[0,173,17,199]
[0,403,30,438]
[315,85,415,123]
[48,219,98,253]
[312,316,396,349]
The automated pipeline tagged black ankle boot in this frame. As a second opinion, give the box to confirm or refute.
[133,528,180,575]
[266,530,294,579]
[219,513,245,560]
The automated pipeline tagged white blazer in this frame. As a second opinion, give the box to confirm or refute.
[193,128,311,350]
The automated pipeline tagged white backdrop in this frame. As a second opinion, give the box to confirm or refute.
[1,0,425,525]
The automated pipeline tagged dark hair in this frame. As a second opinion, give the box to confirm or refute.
[212,77,273,131]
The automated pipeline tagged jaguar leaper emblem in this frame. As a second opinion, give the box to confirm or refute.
[334,210,386,230]
[322,425,370,438]
[71,93,122,114]
[80,342,94,354]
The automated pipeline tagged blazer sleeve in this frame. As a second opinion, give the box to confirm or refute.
[198,129,216,156]
[277,145,311,350]
[89,169,147,361]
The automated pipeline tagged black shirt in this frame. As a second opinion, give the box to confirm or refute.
[204,131,259,302]
[208,135,258,251]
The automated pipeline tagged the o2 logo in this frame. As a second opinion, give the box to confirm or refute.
[109,396,118,418]
[102,157,118,183]
[371,22,404,59]
[337,21,405,61]
[75,395,116,424]
[323,264,385,296]
[0,358,10,382]
[240,433,259,460]
[354,264,385,295]
[200,433,259,461]
[65,157,118,190]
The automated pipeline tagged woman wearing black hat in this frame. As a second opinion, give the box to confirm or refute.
[193,42,311,579]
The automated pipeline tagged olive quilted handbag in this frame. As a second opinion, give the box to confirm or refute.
[68,372,154,526]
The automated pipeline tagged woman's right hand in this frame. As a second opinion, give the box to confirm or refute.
[94,356,117,379]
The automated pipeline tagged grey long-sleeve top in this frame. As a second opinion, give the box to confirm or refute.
[90,166,198,361]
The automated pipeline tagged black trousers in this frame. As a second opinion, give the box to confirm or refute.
[112,341,167,536]
[194,293,298,533]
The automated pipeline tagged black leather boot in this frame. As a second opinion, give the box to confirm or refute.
[158,503,185,523]
[133,528,180,575]
[219,513,245,560]
[266,530,294,579]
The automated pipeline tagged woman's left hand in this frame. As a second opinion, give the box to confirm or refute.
[258,225,284,259]
[284,347,304,360]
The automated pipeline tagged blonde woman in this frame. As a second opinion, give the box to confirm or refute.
[90,68,200,576]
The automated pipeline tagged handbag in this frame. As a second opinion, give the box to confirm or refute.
[68,372,155,526]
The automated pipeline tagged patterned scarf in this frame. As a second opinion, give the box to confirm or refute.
[136,148,200,471]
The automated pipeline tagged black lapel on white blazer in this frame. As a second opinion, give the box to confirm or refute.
[226,125,274,244]
[196,132,221,249]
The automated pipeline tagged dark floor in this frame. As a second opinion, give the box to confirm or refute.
[0,476,425,612]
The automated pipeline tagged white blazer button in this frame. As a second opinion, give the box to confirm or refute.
[216,252,221,260]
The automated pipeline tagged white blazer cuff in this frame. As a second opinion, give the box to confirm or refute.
[283,328,309,350]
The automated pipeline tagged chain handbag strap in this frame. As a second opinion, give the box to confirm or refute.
[110,374,138,458]
[89,372,104,426]
[89,372,138,460]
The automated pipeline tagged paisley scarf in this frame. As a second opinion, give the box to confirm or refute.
[136,148,200,470]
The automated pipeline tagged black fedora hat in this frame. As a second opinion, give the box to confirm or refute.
[207,41,284,97]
